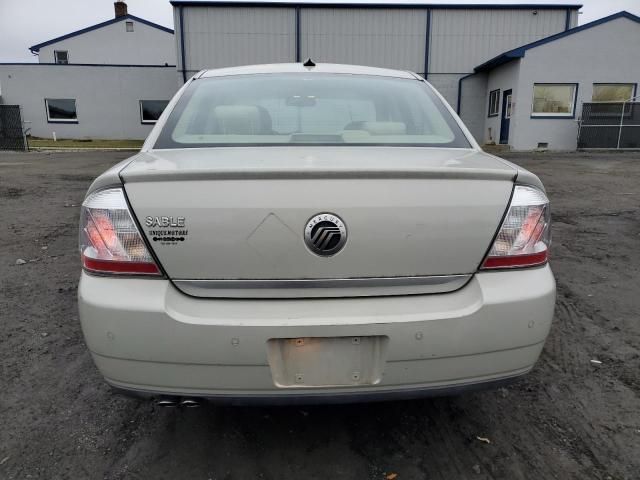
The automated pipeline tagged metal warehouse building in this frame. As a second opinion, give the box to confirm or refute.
[171,0,581,141]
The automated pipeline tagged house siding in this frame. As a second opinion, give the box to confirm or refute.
[0,65,180,139]
[36,19,175,65]
[510,16,640,150]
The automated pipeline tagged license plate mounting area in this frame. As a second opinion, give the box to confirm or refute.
[267,336,388,388]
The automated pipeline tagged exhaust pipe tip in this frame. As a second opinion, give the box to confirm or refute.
[155,396,202,408]
[180,398,201,408]
[156,397,179,408]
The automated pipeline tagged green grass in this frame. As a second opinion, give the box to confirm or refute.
[28,137,144,149]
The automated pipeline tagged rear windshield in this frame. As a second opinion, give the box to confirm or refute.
[154,73,471,148]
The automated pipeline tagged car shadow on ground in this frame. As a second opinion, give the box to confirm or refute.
[106,383,549,479]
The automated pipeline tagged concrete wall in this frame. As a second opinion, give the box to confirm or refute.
[37,18,175,65]
[509,16,640,150]
[0,64,180,139]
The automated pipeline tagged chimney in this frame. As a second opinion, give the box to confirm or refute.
[114,1,128,18]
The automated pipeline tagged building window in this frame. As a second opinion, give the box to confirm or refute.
[126,21,134,32]
[592,84,636,102]
[54,50,69,64]
[505,93,513,119]
[531,83,577,118]
[45,99,77,123]
[488,89,500,117]
[140,100,169,124]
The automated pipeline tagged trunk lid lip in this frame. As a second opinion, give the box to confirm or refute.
[120,147,517,183]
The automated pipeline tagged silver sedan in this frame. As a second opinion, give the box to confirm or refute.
[78,63,554,405]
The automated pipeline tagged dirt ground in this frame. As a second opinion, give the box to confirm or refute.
[1,150,639,480]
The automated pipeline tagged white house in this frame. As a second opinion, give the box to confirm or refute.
[29,2,176,66]
[460,11,640,150]
[0,2,180,140]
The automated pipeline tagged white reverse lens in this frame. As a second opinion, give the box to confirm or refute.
[79,188,159,274]
[483,185,551,268]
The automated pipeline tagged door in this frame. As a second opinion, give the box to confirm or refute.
[500,89,512,145]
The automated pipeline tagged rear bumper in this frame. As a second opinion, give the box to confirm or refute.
[108,373,527,406]
[78,265,555,403]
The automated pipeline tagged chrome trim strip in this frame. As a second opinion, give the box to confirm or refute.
[173,274,472,298]
[176,275,470,289]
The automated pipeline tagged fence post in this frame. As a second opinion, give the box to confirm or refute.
[577,114,582,149]
[616,101,626,150]
[617,94,640,149]
[20,106,28,152]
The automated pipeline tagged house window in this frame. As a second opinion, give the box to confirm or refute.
[54,50,69,64]
[592,84,635,102]
[126,21,134,32]
[532,83,577,117]
[488,89,500,117]
[140,100,169,123]
[45,99,77,123]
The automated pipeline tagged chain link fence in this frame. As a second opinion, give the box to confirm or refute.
[578,102,640,149]
[0,105,28,151]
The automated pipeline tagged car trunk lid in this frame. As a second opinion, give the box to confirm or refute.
[121,147,515,296]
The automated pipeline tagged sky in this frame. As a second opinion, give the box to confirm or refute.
[1,0,639,62]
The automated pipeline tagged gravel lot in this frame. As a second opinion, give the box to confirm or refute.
[1,150,639,480]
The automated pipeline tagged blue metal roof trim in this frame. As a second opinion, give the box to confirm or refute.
[169,1,582,10]
[474,10,640,73]
[29,15,174,53]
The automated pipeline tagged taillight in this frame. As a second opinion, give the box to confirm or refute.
[79,188,161,276]
[481,185,551,269]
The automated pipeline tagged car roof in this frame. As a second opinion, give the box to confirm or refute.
[198,63,418,79]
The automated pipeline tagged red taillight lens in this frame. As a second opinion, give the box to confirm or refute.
[79,188,161,276]
[481,185,551,270]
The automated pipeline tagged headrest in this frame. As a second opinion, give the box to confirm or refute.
[214,105,262,135]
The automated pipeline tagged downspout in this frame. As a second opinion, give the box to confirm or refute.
[457,72,476,115]
[564,9,571,31]
[179,6,187,83]
[423,9,431,79]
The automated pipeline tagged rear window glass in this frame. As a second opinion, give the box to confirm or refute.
[154,74,471,148]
